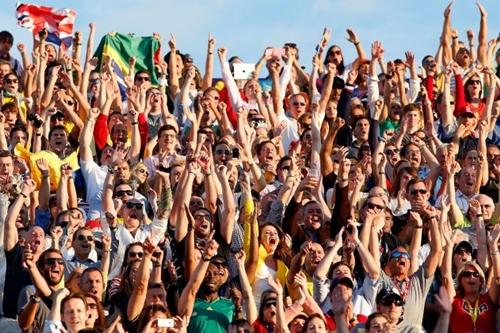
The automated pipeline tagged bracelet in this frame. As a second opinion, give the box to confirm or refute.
[41,173,49,179]
[491,250,500,256]
[341,178,348,182]
[476,214,483,218]
[35,133,42,137]
[452,36,458,40]
[378,172,385,175]
[354,41,360,46]
[103,249,111,253]
[153,264,162,267]
[208,52,213,55]
[131,122,138,125]
[202,255,212,262]
[415,225,423,229]
[21,192,28,198]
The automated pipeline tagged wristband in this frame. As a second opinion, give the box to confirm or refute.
[414,225,423,229]
[202,255,212,262]
[131,122,138,125]
[354,41,360,46]
[378,172,385,175]
[153,264,162,267]
[158,78,168,87]
[476,214,483,218]
[30,295,41,303]
[21,192,28,198]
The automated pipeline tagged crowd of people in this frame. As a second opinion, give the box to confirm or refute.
[0,2,499,333]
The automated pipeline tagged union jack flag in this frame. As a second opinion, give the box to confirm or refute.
[16,3,76,48]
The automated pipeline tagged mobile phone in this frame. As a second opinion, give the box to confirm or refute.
[232,148,240,159]
[157,318,175,328]
[233,63,255,80]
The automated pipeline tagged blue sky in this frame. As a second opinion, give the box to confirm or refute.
[3,0,499,75]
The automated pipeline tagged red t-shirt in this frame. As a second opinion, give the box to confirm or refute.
[450,293,497,333]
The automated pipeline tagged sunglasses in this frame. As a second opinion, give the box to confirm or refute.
[264,301,277,308]
[330,50,342,55]
[6,78,18,84]
[385,149,399,155]
[380,297,404,307]
[410,189,427,195]
[128,251,144,258]
[390,251,411,260]
[461,271,480,279]
[461,113,476,119]
[77,235,94,242]
[468,80,481,85]
[215,149,231,155]
[136,168,148,175]
[45,258,65,266]
[136,76,150,82]
[455,248,471,256]
[87,303,98,310]
[125,202,143,210]
[115,190,134,197]
[367,202,384,210]
[194,214,211,221]
[293,102,306,107]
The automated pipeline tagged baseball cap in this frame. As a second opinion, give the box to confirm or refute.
[376,289,405,306]
[330,276,354,290]
[453,240,473,255]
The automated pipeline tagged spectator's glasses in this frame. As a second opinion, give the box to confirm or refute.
[77,235,94,242]
[384,148,399,155]
[87,302,98,310]
[90,78,100,85]
[264,301,277,308]
[125,202,143,210]
[461,271,480,279]
[410,188,427,195]
[293,102,306,107]
[45,258,65,266]
[136,76,150,82]
[128,251,144,259]
[455,248,471,256]
[215,149,231,156]
[194,214,211,221]
[468,80,481,86]
[136,168,148,175]
[115,190,134,197]
[280,165,291,171]
[6,78,18,84]
[366,202,384,210]
[330,50,342,56]
[379,297,404,307]
[390,251,411,260]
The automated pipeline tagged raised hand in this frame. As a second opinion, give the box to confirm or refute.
[217,47,227,61]
[371,41,384,60]
[21,177,37,196]
[487,225,500,249]
[477,2,487,17]
[267,276,284,295]
[434,286,452,313]
[204,239,219,258]
[346,28,359,45]
[36,158,49,174]
[168,33,176,50]
[207,33,216,53]
[443,2,453,17]
[405,51,415,68]
[88,107,101,121]
[23,244,36,270]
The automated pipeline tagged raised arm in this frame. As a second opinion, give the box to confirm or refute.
[440,2,453,66]
[476,2,488,65]
[215,165,236,245]
[408,211,423,275]
[167,34,181,97]
[4,179,36,252]
[202,33,216,91]
[127,240,154,321]
[79,109,99,162]
[320,118,345,177]
[346,28,366,68]
[177,239,219,317]
[235,250,258,324]
[423,206,443,278]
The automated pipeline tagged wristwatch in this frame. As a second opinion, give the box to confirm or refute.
[30,295,41,303]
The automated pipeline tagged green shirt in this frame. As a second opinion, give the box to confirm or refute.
[188,297,235,333]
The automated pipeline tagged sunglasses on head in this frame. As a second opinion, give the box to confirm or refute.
[410,188,427,195]
[128,251,144,258]
[77,235,94,242]
[45,258,65,266]
[390,251,411,260]
[136,76,150,82]
[125,202,143,210]
[461,271,480,279]
[380,297,404,307]
[115,190,134,197]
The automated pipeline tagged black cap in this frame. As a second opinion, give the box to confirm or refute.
[210,255,228,268]
[376,289,404,306]
[330,277,354,290]
[453,240,473,255]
